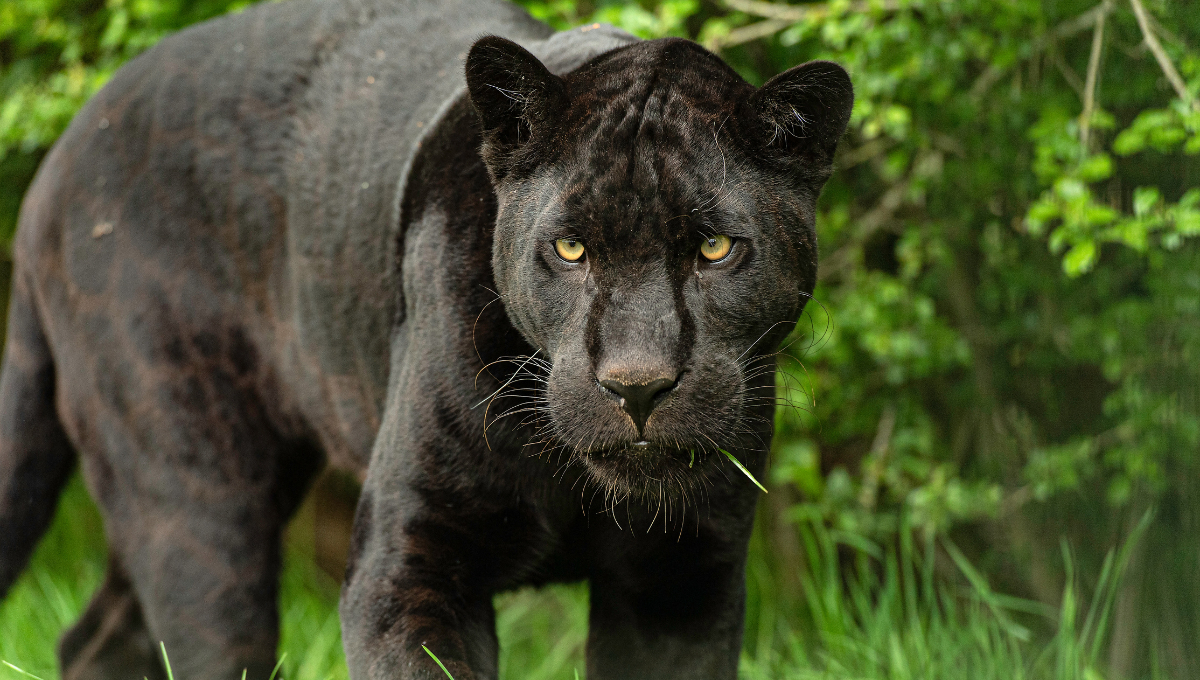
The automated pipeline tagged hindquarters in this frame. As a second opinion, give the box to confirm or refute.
[0,7,331,676]
[7,129,327,679]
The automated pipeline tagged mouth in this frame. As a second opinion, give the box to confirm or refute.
[564,440,725,526]
[576,439,703,481]
[626,440,701,469]
[587,439,691,458]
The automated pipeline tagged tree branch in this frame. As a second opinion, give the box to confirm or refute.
[1053,51,1086,98]
[708,0,902,50]
[705,18,789,51]
[817,177,910,282]
[859,404,897,510]
[836,137,896,170]
[723,0,902,23]
[971,0,1114,101]
[1128,0,1195,108]
[1080,9,1107,146]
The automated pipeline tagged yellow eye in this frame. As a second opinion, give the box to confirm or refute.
[554,238,585,262]
[700,234,733,261]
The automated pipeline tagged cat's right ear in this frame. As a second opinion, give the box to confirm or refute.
[466,36,567,180]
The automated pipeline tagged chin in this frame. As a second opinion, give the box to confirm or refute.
[573,442,716,510]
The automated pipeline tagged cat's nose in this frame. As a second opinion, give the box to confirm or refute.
[598,375,677,436]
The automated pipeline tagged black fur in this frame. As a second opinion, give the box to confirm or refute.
[0,1,851,678]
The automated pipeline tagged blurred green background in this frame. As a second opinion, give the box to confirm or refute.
[1,0,1198,678]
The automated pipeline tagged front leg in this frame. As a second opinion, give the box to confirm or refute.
[338,371,554,680]
[586,517,754,680]
[340,478,503,680]
[338,349,565,680]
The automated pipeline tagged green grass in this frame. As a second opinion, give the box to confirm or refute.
[0,475,1163,680]
[495,584,588,679]
[738,511,1153,680]
[0,476,105,679]
[0,475,590,680]
[274,542,347,680]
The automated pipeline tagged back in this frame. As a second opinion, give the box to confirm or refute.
[14,0,555,469]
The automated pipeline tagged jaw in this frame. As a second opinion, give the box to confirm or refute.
[571,442,719,510]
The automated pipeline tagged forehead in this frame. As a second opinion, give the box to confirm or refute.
[549,40,760,250]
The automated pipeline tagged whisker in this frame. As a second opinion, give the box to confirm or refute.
[472,350,542,410]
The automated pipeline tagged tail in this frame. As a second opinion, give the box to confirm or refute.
[0,263,74,599]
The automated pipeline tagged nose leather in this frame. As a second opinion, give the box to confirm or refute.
[599,376,677,436]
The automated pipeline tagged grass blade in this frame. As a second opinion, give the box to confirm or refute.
[720,449,767,493]
[422,645,455,679]
[160,643,175,680]
[2,661,46,680]
[1085,508,1153,662]
[267,653,286,680]
[943,537,1032,641]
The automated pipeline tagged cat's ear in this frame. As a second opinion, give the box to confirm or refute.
[466,36,568,180]
[749,60,854,168]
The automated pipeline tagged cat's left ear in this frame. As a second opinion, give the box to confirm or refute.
[749,60,854,167]
[466,35,568,180]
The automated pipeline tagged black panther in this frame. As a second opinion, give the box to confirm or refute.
[0,0,852,678]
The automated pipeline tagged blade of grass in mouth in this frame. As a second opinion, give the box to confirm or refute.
[721,449,767,493]
[423,645,456,679]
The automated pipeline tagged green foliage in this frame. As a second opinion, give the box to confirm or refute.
[1026,103,1200,276]
[740,511,1152,680]
[276,548,348,680]
[520,0,697,36]
[535,0,1197,675]
[494,584,588,679]
[0,478,1159,680]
